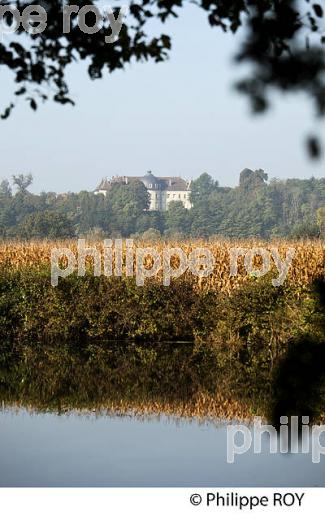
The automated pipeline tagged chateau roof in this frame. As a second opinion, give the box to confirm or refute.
[95,178,112,191]
[95,175,191,192]
[160,177,190,191]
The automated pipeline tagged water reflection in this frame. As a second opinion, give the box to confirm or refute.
[1,409,325,487]
[1,341,325,486]
[0,342,247,417]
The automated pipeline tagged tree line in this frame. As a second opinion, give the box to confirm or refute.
[1,169,325,240]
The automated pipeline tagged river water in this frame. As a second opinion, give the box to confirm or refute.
[0,409,324,486]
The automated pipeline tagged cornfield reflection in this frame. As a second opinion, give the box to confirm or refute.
[0,341,249,419]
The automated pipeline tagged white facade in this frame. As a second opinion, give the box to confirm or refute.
[147,189,192,211]
[95,190,109,197]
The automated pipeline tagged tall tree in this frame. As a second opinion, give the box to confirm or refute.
[12,174,33,194]
[190,173,217,205]
[18,210,75,239]
[317,207,325,237]
[108,180,150,236]
[165,200,191,236]
[0,179,12,199]
[239,168,268,192]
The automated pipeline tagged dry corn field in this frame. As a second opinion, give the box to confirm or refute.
[0,239,324,292]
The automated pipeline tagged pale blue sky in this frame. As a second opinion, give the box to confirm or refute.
[0,3,324,194]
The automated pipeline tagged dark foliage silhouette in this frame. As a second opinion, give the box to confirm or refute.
[271,279,325,429]
[0,1,325,155]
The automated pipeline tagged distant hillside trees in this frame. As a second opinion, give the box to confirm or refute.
[1,171,325,239]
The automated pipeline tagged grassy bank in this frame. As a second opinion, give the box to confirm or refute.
[0,268,217,343]
[0,261,323,344]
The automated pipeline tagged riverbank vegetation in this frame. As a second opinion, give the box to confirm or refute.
[0,239,325,422]
[0,239,324,345]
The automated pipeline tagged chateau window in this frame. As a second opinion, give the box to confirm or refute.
[178,194,181,199]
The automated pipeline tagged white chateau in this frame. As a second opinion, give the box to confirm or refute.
[95,172,192,211]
